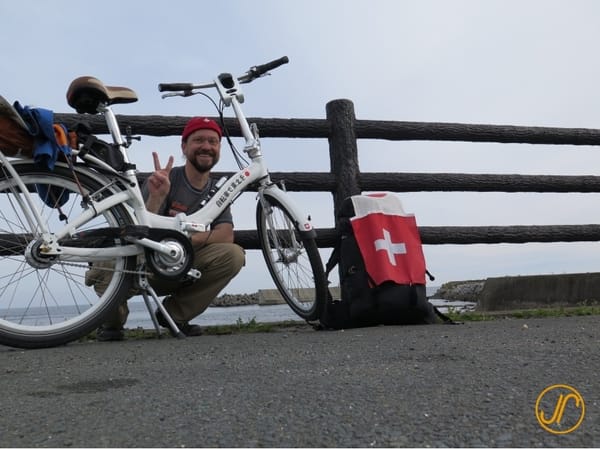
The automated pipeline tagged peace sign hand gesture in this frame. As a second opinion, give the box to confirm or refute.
[146,152,174,213]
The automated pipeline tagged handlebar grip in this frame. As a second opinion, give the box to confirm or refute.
[252,56,289,76]
[158,83,195,92]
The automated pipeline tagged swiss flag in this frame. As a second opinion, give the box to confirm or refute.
[350,194,426,286]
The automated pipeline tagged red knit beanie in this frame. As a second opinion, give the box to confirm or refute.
[181,117,222,141]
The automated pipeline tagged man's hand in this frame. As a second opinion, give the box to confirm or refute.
[146,152,174,213]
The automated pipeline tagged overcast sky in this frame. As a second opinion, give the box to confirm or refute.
[3,0,600,293]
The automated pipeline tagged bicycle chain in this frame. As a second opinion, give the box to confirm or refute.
[55,259,151,276]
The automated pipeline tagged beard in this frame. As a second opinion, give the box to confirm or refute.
[187,150,219,173]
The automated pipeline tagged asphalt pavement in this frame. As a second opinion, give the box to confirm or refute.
[0,315,598,447]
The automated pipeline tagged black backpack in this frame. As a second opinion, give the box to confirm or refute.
[318,194,451,330]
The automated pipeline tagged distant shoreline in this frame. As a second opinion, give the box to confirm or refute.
[213,274,600,309]
[212,286,445,307]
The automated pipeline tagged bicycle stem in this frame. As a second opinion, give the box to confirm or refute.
[231,97,258,148]
[214,73,262,157]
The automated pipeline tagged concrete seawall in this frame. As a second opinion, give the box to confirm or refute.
[433,272,600,311]
[478,272,600,311]
[257,287,341,305]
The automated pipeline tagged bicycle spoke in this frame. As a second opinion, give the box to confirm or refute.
[0,163,136,348]
[257,195,326,321]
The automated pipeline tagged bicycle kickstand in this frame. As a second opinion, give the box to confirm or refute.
[138,272,186,339]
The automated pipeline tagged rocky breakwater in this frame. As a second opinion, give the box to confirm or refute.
[429,280,485,303]
[211,293,259,307]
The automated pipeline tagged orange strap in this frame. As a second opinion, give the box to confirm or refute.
[53,124,69,147]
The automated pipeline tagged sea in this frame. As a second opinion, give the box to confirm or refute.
[123,287,476,329]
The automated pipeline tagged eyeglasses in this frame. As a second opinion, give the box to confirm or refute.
[189,136,220,146]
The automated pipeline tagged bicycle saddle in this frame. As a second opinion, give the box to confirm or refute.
[66,76,138,114]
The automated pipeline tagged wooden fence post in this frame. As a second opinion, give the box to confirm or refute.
[326,99,361,222]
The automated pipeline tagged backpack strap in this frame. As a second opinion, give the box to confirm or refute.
[325,245,340,279]
[433,306,461,324]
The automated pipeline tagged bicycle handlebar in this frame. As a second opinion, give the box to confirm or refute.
[246,56,289,80]
[157,82,196,92]
[157,56,289,93]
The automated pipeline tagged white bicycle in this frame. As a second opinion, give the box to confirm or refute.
[0,56,328,349]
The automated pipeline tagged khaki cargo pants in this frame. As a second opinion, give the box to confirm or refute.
[85,243,245,328]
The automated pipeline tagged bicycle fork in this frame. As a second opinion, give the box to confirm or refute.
[258,184,315,262]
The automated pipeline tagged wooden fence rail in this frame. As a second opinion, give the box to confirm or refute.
[53,99,600,249]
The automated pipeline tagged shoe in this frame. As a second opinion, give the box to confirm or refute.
[178,323,203,337]
[155,310,202,337]
[96,326,125,342]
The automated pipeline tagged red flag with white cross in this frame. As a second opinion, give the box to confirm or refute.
[350,193,426,285]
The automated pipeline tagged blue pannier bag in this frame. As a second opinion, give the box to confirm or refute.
[13,102,72,208]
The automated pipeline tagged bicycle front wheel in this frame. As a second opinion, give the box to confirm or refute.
[256,195,327,321]
[0,162,137,349]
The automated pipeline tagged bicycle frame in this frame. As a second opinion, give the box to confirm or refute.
[5,71,315,268]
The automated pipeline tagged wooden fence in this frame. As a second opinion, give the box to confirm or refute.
[55,99,600,250]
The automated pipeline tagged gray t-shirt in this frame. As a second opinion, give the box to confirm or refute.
[143,166,233,228]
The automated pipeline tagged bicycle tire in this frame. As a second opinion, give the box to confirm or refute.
[0,162,137,349]
[256,195,327,321]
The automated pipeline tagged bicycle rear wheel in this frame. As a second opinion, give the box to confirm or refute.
[256,195,327,321]
[0,162,137,349]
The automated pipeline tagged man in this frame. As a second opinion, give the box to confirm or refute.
[90,117,246,340]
